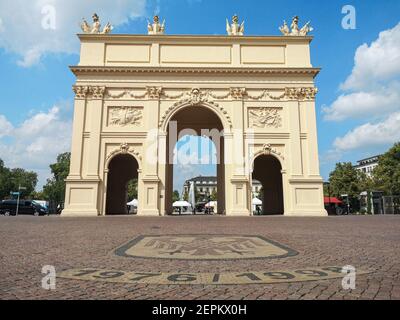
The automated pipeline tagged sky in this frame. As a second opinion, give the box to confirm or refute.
[0,0,400,194]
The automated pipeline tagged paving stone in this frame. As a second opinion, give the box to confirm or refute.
[0,215,399,300]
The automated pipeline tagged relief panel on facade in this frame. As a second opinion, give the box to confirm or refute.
[107,106,143,127]
[248,107,283,129]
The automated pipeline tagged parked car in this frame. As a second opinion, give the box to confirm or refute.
[0,200,48,216]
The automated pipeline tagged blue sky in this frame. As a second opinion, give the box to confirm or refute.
[0,0,400,193]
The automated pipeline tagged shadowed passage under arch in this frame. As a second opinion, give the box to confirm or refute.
[106,154,139,215]
[165,105,226,214]
[252,154,284,215]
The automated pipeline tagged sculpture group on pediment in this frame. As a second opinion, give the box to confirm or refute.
[279,16,313,36]
[80,13,113,34]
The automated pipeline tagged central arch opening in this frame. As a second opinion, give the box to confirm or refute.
[106,154,139,215]
[252,154,284,215]
[165,105,225,215]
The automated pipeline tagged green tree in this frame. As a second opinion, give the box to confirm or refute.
[210,189,217,201]
[373,142,400,195]
[172,190,180,202]
[329,162,362,198]
[0,159,39,199]
[9,168,38,198]
[0,159,12,199]
[127,179,138,200]
[195,188,201,203]
[43,152,70,203]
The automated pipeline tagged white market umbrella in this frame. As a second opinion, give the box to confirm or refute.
[252,198,262,205]
[127,199,138,207]
[173,200,192,208]
[205,201,217,208]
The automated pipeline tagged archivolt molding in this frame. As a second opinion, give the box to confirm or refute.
[158,88,233,130]
[253,144,285,162]
[105,142,142,169]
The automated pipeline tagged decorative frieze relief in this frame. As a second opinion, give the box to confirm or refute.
[248,107,283,128]
[106,87,163,100]
[77,86,318,102]
[108,107,143,127]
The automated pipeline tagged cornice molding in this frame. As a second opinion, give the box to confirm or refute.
[70,66,320,77]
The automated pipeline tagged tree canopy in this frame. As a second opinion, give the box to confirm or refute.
[329,162,365,198]
[373,142,400,195]
[0,159,38,199]
[43,152,70,204]
[172,190,180,202]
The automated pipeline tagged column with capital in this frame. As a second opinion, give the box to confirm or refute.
[138,88,162,216]
[62,86,103,216]
[67,86,88,179]
[225,93,250,216]
[86,86,106,178]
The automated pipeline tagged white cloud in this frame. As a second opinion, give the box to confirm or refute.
[333,112,400,151]
[323,23,400,122]
[0,17,4,33]
[0,104,72,188]
[322,82,400,121]
[17,48,43,67]
[323,22,400,159]
[0,115,13,138]
[341,22,400,90]
[0,0,147,67]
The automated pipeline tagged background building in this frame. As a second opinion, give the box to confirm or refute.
[182,176,262,201]
[355,155,381,177]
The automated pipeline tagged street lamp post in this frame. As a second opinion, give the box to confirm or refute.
[15,185,27,216]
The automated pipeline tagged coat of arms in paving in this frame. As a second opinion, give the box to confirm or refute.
[115,235,298,260]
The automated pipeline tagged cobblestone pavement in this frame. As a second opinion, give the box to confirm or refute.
[0,215,399,300]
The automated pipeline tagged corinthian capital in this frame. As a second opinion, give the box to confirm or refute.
[90,86,106,99]
[146,86,163,99]
[72,85,89,99]
[285,87,318,100]
[230,87,247,99]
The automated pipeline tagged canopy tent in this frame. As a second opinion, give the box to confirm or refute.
[173,200,192,208]
[324,197,343,205]
[127,199,138,207]
[205,201,217,208]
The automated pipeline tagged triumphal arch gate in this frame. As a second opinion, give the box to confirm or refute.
[62,15,327,217]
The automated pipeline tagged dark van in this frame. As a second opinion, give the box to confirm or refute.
[0,200,48,216]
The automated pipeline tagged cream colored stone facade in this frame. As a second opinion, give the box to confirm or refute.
[62,33,327,217]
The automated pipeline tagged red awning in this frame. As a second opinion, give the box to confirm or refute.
[324,197,343,204]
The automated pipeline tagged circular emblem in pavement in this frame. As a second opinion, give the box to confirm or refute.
[114,235,298,260]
